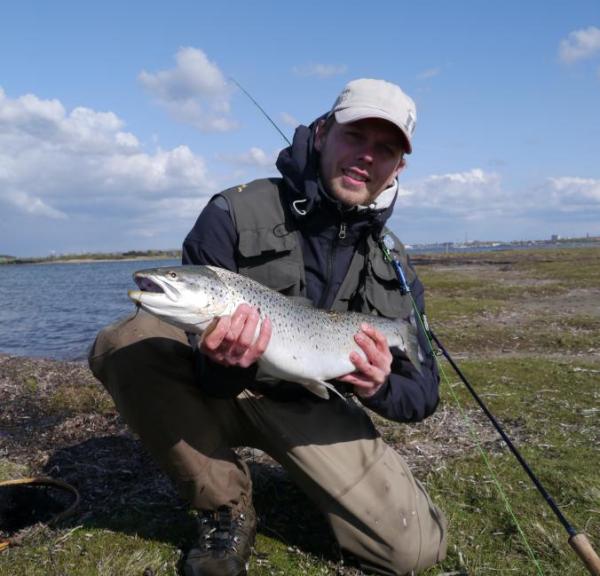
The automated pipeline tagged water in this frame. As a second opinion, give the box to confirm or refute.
[0,259,179,361]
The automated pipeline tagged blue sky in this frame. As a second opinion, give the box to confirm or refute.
[1,0,599,256]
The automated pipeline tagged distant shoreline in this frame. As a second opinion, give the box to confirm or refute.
[37,255,179,265]
[0,251,180,266]
[1,237,599,265]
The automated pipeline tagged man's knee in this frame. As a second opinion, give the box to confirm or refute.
[89,311,190,377]
[409,480,447,573]
[88,313,140,378]
[330,445,447,575]
[381,483,447,575]
[88,311,193,411]
[389,509,446,574]
[350,504,446,575]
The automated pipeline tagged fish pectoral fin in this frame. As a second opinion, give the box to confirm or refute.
[299,379,347,402]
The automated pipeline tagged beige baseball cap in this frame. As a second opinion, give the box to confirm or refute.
[329,78,417,153]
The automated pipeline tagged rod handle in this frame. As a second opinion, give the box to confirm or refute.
[569,533,600,575]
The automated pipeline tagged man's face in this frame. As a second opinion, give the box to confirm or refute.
[315,117,407,207]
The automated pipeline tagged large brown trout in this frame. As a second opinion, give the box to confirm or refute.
[128,265,421,399]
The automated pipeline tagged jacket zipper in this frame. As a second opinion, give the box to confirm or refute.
[318,220,346,309]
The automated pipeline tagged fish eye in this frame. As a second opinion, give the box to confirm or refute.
[169,271,177,279]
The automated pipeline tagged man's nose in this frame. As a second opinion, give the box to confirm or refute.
[357,143,375,163]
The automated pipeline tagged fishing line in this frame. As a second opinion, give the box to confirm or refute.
[415,317,545,574]
[379,239,545,573]
[229,77,292,146]
[382,244,600,575]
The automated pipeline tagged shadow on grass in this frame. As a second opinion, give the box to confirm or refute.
[37,435,338,560]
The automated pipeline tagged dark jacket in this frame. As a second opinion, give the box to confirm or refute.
[182,121,440,423]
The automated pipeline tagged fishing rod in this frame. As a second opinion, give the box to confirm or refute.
[232,77,600,575]
[380,239,600,576]
[428,328,600,574]
[230,77,291,146]
[0,476,80,552]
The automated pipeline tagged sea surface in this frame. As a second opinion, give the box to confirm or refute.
[0,259,179,361]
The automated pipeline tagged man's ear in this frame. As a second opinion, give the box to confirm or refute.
[391,157,407,181]
[314,119,327,152]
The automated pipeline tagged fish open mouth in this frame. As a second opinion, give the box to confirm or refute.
[134,276,164,294]
[128,271,180,305]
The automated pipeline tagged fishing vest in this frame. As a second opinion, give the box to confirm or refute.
[217,178,416,321]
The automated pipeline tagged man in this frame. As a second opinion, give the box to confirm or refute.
[89,78,447,576]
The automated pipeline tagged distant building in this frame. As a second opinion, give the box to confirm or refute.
[551,234,560,242]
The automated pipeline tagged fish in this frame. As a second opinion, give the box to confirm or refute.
[128,265,421,400]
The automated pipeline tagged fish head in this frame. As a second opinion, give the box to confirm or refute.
[128,266,230,333]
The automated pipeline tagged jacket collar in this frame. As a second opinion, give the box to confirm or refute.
[275,118,397,234]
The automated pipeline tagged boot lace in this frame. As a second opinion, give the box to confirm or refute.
[197,506,245,554]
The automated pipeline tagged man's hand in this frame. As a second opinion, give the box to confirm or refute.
[338,323,393,398]
[200,303,272,368]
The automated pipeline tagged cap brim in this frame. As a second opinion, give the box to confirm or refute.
[334,107,412,153]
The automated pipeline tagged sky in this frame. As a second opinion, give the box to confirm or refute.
[0,0,599,257]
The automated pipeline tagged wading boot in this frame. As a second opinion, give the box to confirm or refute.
[184,503,256,576]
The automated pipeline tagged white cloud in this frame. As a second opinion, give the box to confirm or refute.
[389,169,600,243]
[417,67,441,80]
[139,47,237,131]
[0,88,215,226]
[292,63,348,78]
[397,169,504,217]
[4,190,67,219]
[399,170,600,217]
[559,26,600,63]
[547,176,600,205]
[219,146,277,168]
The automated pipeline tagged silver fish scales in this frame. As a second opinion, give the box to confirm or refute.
[128,265,421,399]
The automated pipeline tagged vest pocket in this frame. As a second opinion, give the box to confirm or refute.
[364,250,413,319]
[238,227,296,257]
[237,225,303,295]
[239,256,303,296]
[364,276,412,319]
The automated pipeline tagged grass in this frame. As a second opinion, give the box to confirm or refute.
[3,527,339,576]
[425,296,506,322]
[47,383,114,416]
[413,249,600,574]
[1,246,599,575]
[3,526,181,576]
[0,461,30,481]
[420,357,600,574]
